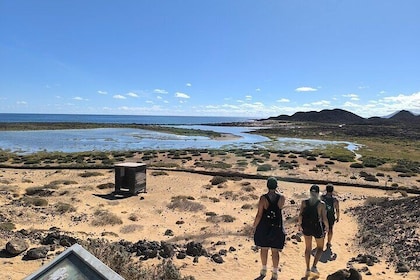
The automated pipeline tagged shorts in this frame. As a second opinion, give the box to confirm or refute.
[302,221,325,239]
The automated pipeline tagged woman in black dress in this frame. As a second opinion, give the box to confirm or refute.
[253,177,286,280]
[297,184,329,277]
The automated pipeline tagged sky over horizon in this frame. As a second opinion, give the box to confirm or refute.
[1,0,419,118]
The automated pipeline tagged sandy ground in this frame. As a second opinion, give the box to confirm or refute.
[0,153,419,280]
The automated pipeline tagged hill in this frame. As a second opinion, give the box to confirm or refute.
[266,109,419,125]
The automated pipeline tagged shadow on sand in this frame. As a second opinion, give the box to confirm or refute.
[311,246,337,263]
[93,192,135,200]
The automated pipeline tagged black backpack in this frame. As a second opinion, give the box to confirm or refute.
[264,194,281,227]
[322,195,335,220]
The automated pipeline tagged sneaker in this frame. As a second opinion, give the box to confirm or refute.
[326,242,332,248]
[305,269,311,277]
[271,271,278,280]
[311,266,319,275]
[260,268,267,276]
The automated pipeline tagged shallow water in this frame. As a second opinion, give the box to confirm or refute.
[0,126,360,154]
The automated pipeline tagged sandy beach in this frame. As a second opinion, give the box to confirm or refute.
[0,151,419,280]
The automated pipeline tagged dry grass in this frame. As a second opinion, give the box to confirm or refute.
[55,202,76,214]
[120,224,144,233]
[206,214,236,223]
[79,171,104,178]
[22,197,48,206]
[91,209,123,226]
[167,197,204,212]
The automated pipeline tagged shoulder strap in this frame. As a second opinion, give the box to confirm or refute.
[265,194,280,206]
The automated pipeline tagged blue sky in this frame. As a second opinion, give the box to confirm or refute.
[1,0,419,118]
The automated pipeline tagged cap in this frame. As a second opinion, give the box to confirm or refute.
[310,184,320,193]
[267,177,278,190]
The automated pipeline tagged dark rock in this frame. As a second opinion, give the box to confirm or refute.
[176,220,184,225]
[176,251,186,259]
[25,246,49,260]
[59,235,77,247]
[326,269,350,280]
[229,246,236,252]
[211,254,224,264]
[348,268,362,280]
[164,229,174,236]
[193,256,199,263]
[6,239,29,255]
[186,241,207,257]
[219,249,227,256]
[395,262,410,273]
[215,241,226,245]
[159,242,174,258]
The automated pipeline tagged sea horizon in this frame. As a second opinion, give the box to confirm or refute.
[0,113,254,125]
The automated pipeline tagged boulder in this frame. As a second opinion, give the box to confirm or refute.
[25,246,49,260]
[6,239,29,255]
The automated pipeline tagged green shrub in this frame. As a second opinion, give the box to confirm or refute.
[350,163,364,168]
[257,164,272,172]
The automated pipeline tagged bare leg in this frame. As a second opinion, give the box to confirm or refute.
[313,237,325,267]
[303,235,312,271]
[271,248,280,269]
[260,247,269,266]
[327,226,333,245]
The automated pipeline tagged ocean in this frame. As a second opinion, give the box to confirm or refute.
[0,113,359,155]
[0,113,252,125]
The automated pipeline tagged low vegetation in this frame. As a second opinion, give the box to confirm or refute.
[91,209,123,226]
[167,197,204,212]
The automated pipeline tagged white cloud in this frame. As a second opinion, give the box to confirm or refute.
[113,94,126,99]
[154,89,168,94]
[311,100,331,106]
[163,100,169,104]
[245,95,252,100]
[295,87,317,92]
[17,101,27,105]
[255,88,261,92]
[186,83,192,87]
[73,96,88,101]
[146,100,153,104]
[156,96,162,100]
[379,90,386,94]
[276,98,290,103]
[358,85,369,89]
[342,93,359,101]
[175,92,190,99]
[97,90,107,95]
[127,92,139,97]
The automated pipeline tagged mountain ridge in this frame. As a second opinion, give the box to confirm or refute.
[265,109,419,124]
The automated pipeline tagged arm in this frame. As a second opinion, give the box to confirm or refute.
[297,200,305,231]
[319,201,329,233]
[334,199,340,222]
[252,196,266,232]
[278,194,286,209]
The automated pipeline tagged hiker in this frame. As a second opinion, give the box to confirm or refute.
[297,184,329,277]
[321,183,340,248]
[253,177,286,280]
